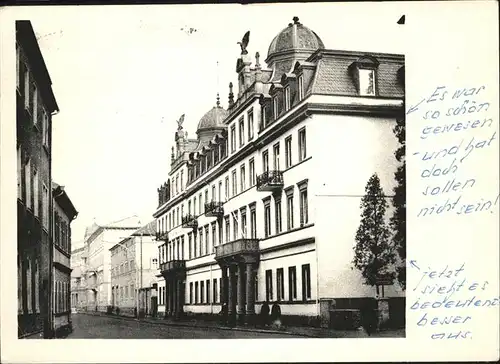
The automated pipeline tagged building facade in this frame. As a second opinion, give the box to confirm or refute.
[78,217,141,312]
[16,20,59,338]
[70,245,87,312]
[153,17,405,326]
[109,221,158,317]
[52,182,78,336]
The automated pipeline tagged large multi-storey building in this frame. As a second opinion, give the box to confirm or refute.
[16,20,59,338]
[109,221,158,317]
[153,17,405,326]
[78,216,141,312]
[52,182,78,336]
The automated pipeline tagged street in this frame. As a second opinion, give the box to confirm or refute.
[67,314,297,339]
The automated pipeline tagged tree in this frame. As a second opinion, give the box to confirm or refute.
[352,173,396,295]
[390,111,406,290]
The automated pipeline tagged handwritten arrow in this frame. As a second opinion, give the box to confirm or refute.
[409,260,420,270]
[406,98,425,115]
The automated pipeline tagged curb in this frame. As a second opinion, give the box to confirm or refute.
[78,312,315,337]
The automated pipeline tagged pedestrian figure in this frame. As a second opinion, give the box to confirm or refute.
[270,302,282,329]
[220,302,228,325]
[260,301,270,327]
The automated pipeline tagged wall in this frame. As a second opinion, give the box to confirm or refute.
[311,113,404,300]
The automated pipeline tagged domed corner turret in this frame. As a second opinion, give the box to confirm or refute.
[196,95,229,143]
[265,16,325,71]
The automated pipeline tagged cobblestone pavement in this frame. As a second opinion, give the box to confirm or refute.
[66,313,298,339]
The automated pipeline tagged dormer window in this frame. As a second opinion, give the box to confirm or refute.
[349,56,379,96]
[273,96,279,119]
[298,75,304,101]
[284,86,291,111]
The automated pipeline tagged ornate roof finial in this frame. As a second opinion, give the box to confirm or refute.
[255,52,260,67]
[228,82,234,106]
[293,16,300,24]
[216,93,220,107]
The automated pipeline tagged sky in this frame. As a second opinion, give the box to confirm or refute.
[12,3,405,247]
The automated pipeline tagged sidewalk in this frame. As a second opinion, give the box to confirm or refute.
[79,311,404,338]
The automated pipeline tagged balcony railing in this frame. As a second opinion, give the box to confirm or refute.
[215,238,260,259]
[256,170,284,192]
[160,260,186,273]
[181,214,198,229]
[156,231,168,241]
[204,201,224,218]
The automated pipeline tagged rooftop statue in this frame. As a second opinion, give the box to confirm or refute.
[176,114,185,131]
[237,31,250,55]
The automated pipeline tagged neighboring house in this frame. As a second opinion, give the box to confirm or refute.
[81,216,141,312]
[16,20,59,338]
[52,182,78,337]
[110,220,158,317]
[153,17,405,326]
[70,245,87,312]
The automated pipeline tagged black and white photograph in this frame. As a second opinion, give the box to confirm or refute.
[12,4,406,340]
[1,2,498,363]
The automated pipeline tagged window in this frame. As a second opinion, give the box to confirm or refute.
[249,158,255,186]
[206,279,211,304]
[277,268,284,301]
[286,189,294,230]
[25,159,31,209]
[288,266,297,300]
[180,170,184,191]
[181,236,185,260]
[238,117,245,147]
[265,269,273,301]
[359,68,376,96]
[240,208,247,238]
[211,222,217,249]
[42,110,49,148]
[264,199,271,238]
[199,193,202,214]
[200,281,205,303]
[24,65,30,110]
[193,233,198,258]
[218,181,222,202]
[248,109,254,140]
[205,190,209,207]
[298,74,304,101]
[199,228,204,256]
[205,225,209,254]
[17,146,22,199]
[273,96,279,119]
[190,282,194,304]
[193,197,197,215]
[230,124,236,152]
[273,143,280,170]
[32,85,38,125]
[231,170,237,196]
[250,204,256,239]
[224,177,230,200]
[262,150,269,173]
[213,278,218,303]
[232,211,239,240]
[16,44,20,89]
[298,127,307,162]
[34,261,39,313]
[285,136,292,168]
[224,216,230,243]
[188,233,192,259]
[299,182,309,226]
[240,164,246,191]
[212,185,216,201]
[275,195,282,234]
[188,200,192,215]
[175,176,179,195]
[181,204,184,219]
[284,86,291,111]
[302,264,311,300]
[195,282,199,303]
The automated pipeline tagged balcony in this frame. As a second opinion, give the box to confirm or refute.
[256,170,284,192]
[181,214,198,229]
[215,238,260,260]
[156,231,168,242]
[204,201,224,218]
[160,260,186,274]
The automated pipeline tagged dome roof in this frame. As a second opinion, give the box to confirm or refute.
[267,17,325,61]
[197,104,229,132]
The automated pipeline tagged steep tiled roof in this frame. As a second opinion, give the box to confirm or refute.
[132,220,157,236]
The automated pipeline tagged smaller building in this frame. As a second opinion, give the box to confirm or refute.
[109,221,158,317]
[52,182,78,337]
[70,245,87,312]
